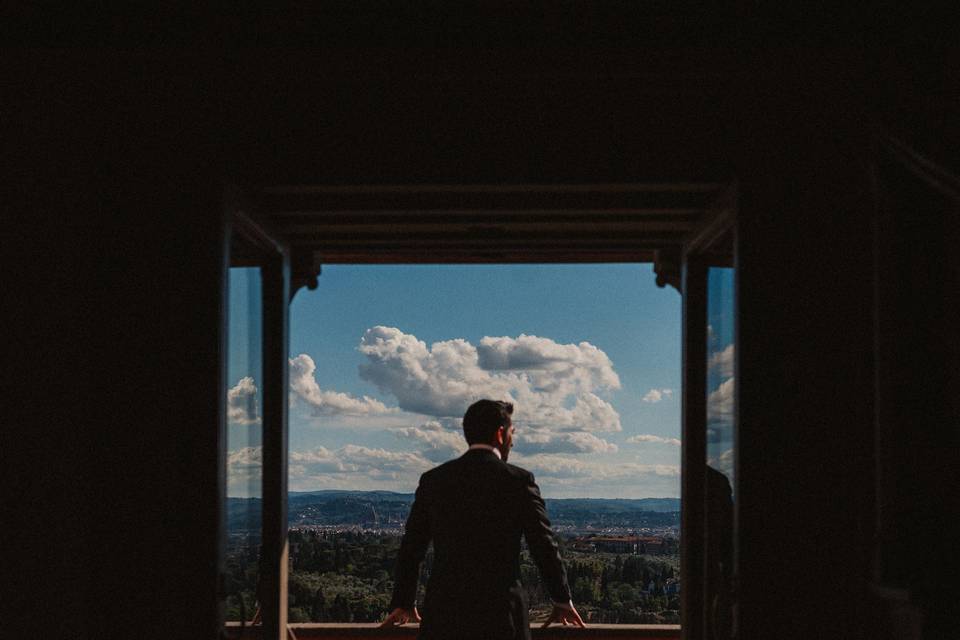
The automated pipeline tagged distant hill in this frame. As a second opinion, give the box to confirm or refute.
[288,490,414,506]
[228,491,679,531]
[545,497,680,513]
[226,497,263,532]
[544,498,680,529]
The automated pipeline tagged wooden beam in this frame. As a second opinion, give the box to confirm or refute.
[262,182,726,194]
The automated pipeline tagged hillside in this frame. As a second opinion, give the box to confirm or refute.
[228,491,679,531]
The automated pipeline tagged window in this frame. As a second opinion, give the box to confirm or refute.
[223,181,731,638]
[284,264,682,625]
[223,266,264,628]
[680,211,736,640]
[221,212,292,638]
[704,266,735,639]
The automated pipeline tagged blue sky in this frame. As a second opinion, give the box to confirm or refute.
[227,264,683,498]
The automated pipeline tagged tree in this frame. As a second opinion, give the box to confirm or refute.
[573,576,601,604]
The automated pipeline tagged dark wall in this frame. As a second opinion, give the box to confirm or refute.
[230,48,733,188]
[730,41,959,639]
[9,13,956,639]
[732,49,878,640]
[11,52,228,640]
[875,153,960,638]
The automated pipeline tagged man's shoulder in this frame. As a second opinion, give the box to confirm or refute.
[418,456,468,482]
[504,461,534,483]
[419,455,533,484]
[420,459,455,481]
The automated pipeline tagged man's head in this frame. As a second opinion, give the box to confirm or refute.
[462,399,515,461]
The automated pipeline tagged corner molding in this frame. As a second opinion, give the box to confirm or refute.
[654,248,682,293]
[290,250,322,301]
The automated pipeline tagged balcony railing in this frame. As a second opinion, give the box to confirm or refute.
[224,623,681,640]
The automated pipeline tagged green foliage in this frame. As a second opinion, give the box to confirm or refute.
[521,546,680,623]
[281,530,680,624]
[285,529,402,622]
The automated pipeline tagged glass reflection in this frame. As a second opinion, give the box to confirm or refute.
[225,267,264,628]
[706,267,735,489]
[705,266,735,640]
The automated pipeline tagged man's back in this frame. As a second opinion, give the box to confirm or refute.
[390,449,570,640]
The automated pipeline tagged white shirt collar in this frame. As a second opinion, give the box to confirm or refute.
[468,443,502,459]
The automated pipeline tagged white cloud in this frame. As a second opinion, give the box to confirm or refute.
[234,444,680,498]
[357,326,622,434]
[641,388,673,403]
[708,343,735,378]
[707,376,735,425]
[508,452,680,497]
[510,454,593,479]
[392,419,618,461]
[708,447,735,477]
[288,444,433,491]
[289,444,433,478]
[228,446,262,471]
[392,421,467,462]
[290,353,394,416]
[626,434,681,446]
[511,453,679,480]
[517,429,618,455]
[227,447,262,495]
[477,334,621,391]
[228,377,261,425]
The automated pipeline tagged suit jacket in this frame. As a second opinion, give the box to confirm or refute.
[390,448,571,640]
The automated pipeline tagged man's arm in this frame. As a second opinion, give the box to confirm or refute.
[519,472,585,628]
[518,472,572,605]
[388,478,431,611]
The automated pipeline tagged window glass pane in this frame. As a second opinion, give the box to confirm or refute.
[706,267,735,490]
[286,264,681,625]
[225,266,264,626]
[705,265,735,639]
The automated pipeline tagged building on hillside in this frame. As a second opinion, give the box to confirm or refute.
[579,534,676,555]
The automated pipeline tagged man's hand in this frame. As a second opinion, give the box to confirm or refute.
[542,601,586,628]
[379,606,421,627]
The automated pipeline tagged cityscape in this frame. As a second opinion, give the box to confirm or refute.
[225,491,681,624]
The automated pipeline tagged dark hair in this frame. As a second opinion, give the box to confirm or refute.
[462,399,513,445]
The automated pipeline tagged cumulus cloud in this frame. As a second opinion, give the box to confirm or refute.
[357,326,622,435]
[708,343,735,378]
[705,376,735,448]
[513,453,679,479]
[708,447,735,478]
[228,377,260,425]
[626,434,682,446]
[707,376,735,425]
[291,444,430,474]
[228,446,262,471]
[517,429,618,455]
[390,420,619,460]
[227,447,263,495]
[641,388,673,403]
[392,421,467,462]
[511,454,593,479]
[290,353,394,416]
[288,444,433,491]
[477,334,620,391]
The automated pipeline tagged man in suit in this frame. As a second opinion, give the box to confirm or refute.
[381,399,585,639]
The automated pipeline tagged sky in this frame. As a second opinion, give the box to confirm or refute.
[226,264,684,499]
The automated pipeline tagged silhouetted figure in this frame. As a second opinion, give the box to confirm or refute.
[705,465,734,640]
[381,399,585,639]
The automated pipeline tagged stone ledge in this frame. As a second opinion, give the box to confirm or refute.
[225,622,681,639]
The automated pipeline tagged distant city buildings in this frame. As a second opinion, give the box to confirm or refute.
[572,534,677,555]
